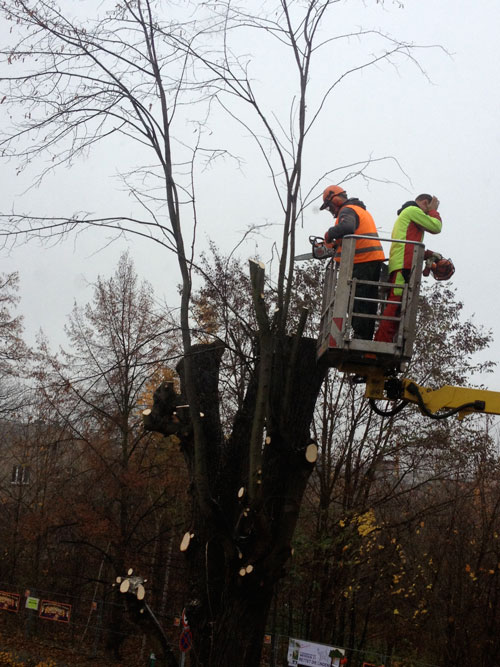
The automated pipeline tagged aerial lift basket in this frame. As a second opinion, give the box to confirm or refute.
[317,235,425,376]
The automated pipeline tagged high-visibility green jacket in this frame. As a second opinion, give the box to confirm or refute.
[388,201,442,273]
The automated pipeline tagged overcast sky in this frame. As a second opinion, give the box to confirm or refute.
[1,0,499,392]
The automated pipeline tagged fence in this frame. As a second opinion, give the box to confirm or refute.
[0,581,173,666]
[0,582,441,667]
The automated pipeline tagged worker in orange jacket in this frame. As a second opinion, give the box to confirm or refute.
[321,185,385,340]
[374,193,442,343]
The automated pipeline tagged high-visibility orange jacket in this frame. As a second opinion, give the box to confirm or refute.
[325,199,385,264]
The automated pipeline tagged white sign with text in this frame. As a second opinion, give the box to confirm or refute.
[287,637,345,667]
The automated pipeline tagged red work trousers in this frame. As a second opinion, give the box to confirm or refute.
[374,270,406,343]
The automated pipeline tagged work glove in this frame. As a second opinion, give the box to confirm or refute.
[423,250,442,276]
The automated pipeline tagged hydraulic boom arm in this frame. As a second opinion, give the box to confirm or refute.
[365,375,500,421]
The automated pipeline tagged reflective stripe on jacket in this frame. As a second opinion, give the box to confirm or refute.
[388,206,442,273]
[334,205,386,264]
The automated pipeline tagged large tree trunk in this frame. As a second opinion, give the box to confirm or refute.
[145,337,326,666]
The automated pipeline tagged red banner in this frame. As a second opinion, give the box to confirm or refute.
[0,591,20,613]
[39,600,71,623]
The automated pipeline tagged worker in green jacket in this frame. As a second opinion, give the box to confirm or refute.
[374,194,442,342]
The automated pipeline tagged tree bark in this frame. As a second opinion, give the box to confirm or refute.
[147,336,326,666]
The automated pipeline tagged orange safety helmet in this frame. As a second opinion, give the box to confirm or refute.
[320,185,347,211]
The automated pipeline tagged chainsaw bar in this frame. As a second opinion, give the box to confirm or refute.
[295,235,337,261]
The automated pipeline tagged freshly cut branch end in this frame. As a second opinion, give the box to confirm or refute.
[120,579,130,593]
[249,259,265,270]
[305,443,318,463]
[180,532,192,552]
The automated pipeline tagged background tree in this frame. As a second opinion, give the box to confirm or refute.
[0,259,500,665]
[0,271,29,415]
[30,252,182,655]
[276,282,498,665]
[0,270,33,585]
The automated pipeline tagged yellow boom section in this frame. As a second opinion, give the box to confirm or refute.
[401,380,500,419]
[364,373,500,420]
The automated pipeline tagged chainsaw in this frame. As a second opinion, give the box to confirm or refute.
[423,250,455,281]
[294,236,337,261]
